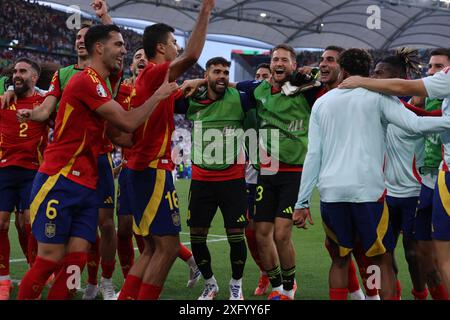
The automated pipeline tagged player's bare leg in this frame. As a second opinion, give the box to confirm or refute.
[417,240,446,299]
[370,252,397,300]
[326,239,351,300]
[402,238,427,296]
[138,234,179,299]
[97,208,117,299]
[255,221,282,299]
[246,219,269,295]
[117,236,154,300]
[273,217,296,299]
[433,240,450,295]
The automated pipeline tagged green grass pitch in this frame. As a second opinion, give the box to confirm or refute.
[7,179,414,300]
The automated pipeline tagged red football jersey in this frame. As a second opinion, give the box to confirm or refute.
[127,61,180,171]
[39,67,113,189]
[0,92,47,170]
[99,120,114,155]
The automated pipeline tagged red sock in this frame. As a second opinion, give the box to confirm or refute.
[101,259,116,279]
[137,282,162,300]
[17,223,29,263]
[245,228,265,271]
[329,288,348,300]
[27,233,38,267]
[18,256,60,300]
[118,274,142,300]
[0,230,10,276]
[429,284,449,300]
[347,260,360,293]
[134,233,145,254]
[117,235,134,278]
[87,234,100,285]
[178,243,192,261]
[47,252,88,300]
[412,288,428,300]
[396,279,402,299]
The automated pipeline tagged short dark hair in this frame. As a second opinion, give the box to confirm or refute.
[430,48,450,61]
[377,55,407,78]
[14,57,41,76]
[84,24,122,54]
[133,47,144,55]
[325,46,345,54]
[256,63,270,71]
[271,44,297,61]
[143,23,175,59]
[205,57,231,69]
[338,48,373,77]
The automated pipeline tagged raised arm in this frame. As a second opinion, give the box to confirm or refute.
[96,77,178,133]
[339,76,428,97]
[382,95,450,135]
[92,0,114,25]
[17,95,58,122]
[168,0,215,82]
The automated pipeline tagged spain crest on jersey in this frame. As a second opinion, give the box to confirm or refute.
[172,212,181,227]
[97,84,107,98]
[45,222,56,238]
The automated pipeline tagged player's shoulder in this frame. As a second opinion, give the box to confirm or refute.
[138,61,169,80]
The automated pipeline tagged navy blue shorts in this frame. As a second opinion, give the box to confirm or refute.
[127,168,181,237]
[320,201,395,257]
[0,166,36,212]
[431,171,450,241]
[30,172,98,244]
[117,167,131,216]
[415,184,434,241]
[97,153,115,209]
[386,195,418,240]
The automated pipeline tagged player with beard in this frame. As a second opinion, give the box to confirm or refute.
[340,48,450,296]
[117,0,215,300]
[17,24,178,300]
[295,48,450,300]
[410,49,450,300]
[17,0,122,300]
[177,57,251,300]
[314,46,380,300]
[0,58,48,300]
[244,63,271,296]
[114,48,201,288]
[181,44,320,300]
[237,45,320,300]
